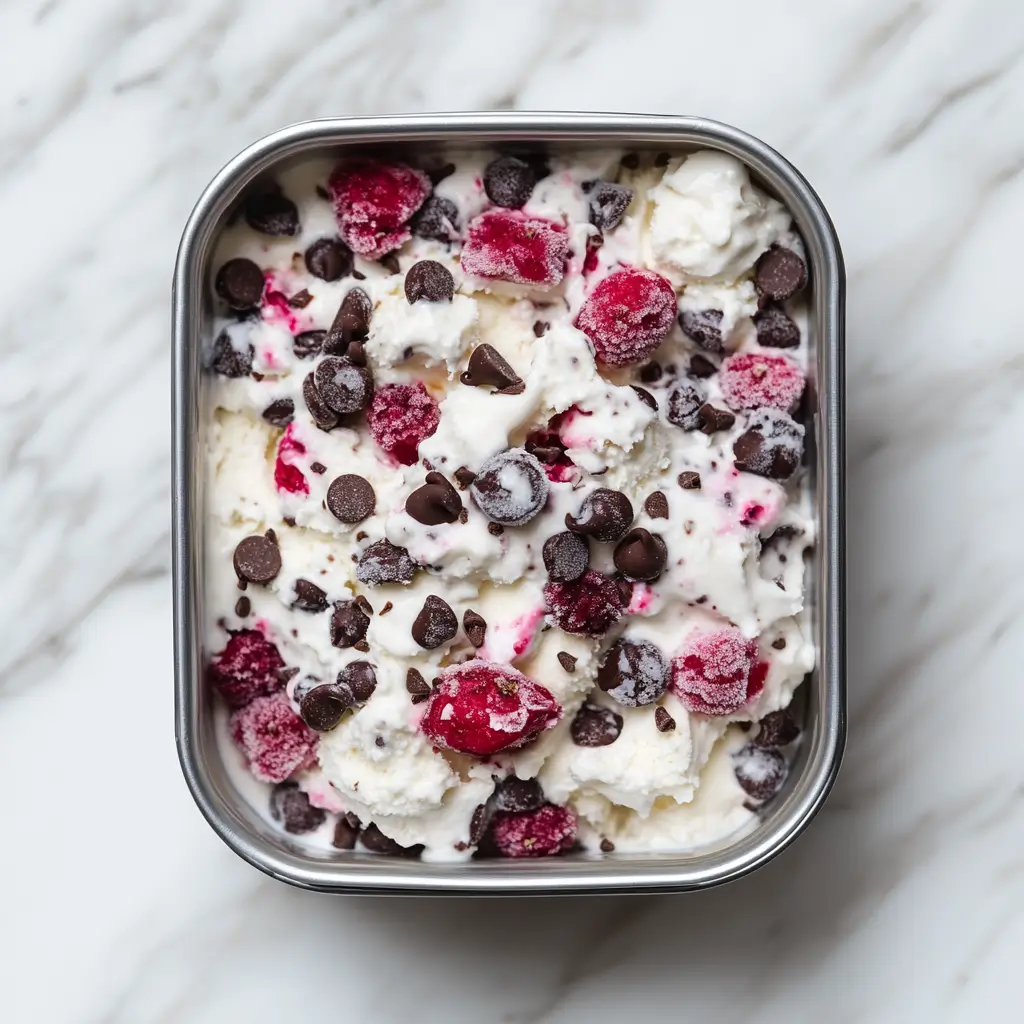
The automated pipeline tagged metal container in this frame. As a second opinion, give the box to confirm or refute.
[173,112,845,894]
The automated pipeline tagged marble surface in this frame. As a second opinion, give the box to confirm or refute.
[2,0,1021,1019]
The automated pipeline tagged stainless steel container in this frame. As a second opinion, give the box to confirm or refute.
[173,112,845,894]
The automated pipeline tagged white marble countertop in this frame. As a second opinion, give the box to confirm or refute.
[2,0,1021,1020]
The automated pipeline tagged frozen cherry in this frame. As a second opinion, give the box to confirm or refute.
[670,629,764,716]
[544,570,630,637]
[230,693,318,783]
[490,804,577,858]
[460,210,568,287]
[367,382,440,466]
[719,352,805,413]
[207,630,287,708]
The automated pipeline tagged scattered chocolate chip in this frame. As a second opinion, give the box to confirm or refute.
[666,378,707,430]
[557,652,577,672]
[326,474,376,524]
[571,702,623,747]
[314,356,373,415]
[644,491,669,520]
[586,181,634,230]
[542,531,589,583]
[356,539,417,586]
[235,596,251,617]
[463,609,487,648]
[679,309,724,353]
[460,344,523,392]
[353,594,374,618]
[324,287,372,354]
[453,466,476,489]
[565,488,634,542]
[332,816,360,849]
[654,706,676,732]
[754,709,800,749]
[215,258,264,310]
[310,462,327,476]
[771,636,787,650]
[406,472,463,525]
[639,361,663,383]
[458,508,469,524]
[411,194,460,242]
[352,269,366,280]
[600,838,615,853]
[621,152,640,169]
[469,804,488,845]
[337,660,377,703]
[678,471,701,490]
[360,823,423,857]
[232,535,281,584]
[755,305,800,348]
[379,252,402,275]
[487,522,504,536]
[293,330,326,360]
[303,373,340,431]
[269,782,326,833]
[755,246,807,302]
[354,639,371,652]
[493,776,544,813]
[315,184,330,200]
[288,289,313,309]
[405,259,455,303]
[470,449,549,526]
[261,398,294,428]
[244,188,299,236]
[687,355,716,381]
[733,745,787,800]
[654,151,671,167]
[631,385,658,411]
[733,409,804,480]
[483,155,537,208]
[597,638,669,707]
[305,237,353,281]
[299,682,352,730]
[330,599,370,648]
[292,578,329,613]
[405,667,431,697]
[211,331,253,378]
[697,404,736,434]
[428,162,457,185]
[412,595,458,649]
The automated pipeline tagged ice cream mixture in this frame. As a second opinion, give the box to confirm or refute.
[203,145,815,861]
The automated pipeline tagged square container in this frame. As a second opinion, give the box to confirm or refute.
[173,112,845,894]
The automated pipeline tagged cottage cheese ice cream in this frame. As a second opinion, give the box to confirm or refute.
[203,146,814,861]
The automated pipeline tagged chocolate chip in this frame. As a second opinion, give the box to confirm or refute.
[733,745,787,800]
[305,237,353,281]
[332,816,360,849]
[754,709,800,749]
[460,344,523,392]
[621,152,640,169]
[565,488,633,542]
[487,522,504,536]
[586,181,634,230]
[597,638,669,707]
[324,287,372,354]
[299,682,353,730]
[293,330,326,360]
[533,320,550,337]
[406,472,463,525]
[303,373,340,431]
[232,535,281,584]
[314,356,373,415]
[679,309,724,353]
[360,823,423,857]
[771,636,787,650]
[356,539,417,586]
[269,783,326,834]
[244,188,299,236]
[215,258,264,310]
[454,609,485,649]
[600,838,615,853]
[411,194,460,242]
[666,378,706,430]
[754,305,800,348]
[639,361,663,384]
[337,660,377,703]
[379,252,402,275]
[571,702,623,747]
[493,776,544,813]
[454,466,476,489]
[755,245,807,302]
[310,461,326,475]
[678,471,701,490]
[470,449,549,526]
[261,398,294,428]
[288,289,313,309]
[697,404,736,435]
[405,259,455,303]
[326,474,376,524]
[411,595,458,650]
[613,528,667,581]
[469,804,488,845]
[291,578,329,613]
[631,385,658,410]
[733,409,804,480]
[405,668,431,697]
[330,600,370,648]
[654,151,671,167]
[235,596,251,617]
[542,531,589,583]
[557,651,577,672]
[644,491,669,519]
[211,331,253,378]
[483,155,537,208]
[654,706,676,732]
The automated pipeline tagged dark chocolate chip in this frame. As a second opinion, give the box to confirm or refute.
[697,403,736,434]
[288,289,313,309]
[453,466,476,489]
[487,522,504,536]
[232,535,281,584]
[330,600,370,648]
[654,706,676,732]
[310,461,326,475]
[689,353,718,378]
[597,638,669,707]
[460,344,523,392]
[405,259,455,303]
[405,668,431,697]
[613,528,667,581]
[754,305,801,348]
[733,745,787,800]
[654,151,671,167]
[293,330,326,360]
[644,491,669,519]
[733,409,804,480]
[470,449,549,526]
[532,320,550,337]
[772,636,787,649]
[411,194,460,242]
[571,702,623,747]
[326,474,376,524]
[215,258,264,310]
[557,651,577,672]
[586,181,634,230]
[639,361,663,383]
[360,822,423,857]
[678,471,701,490]
[292,578,329,613]
[303,373,340,431]
[631,385,658,410]
[332,816,360,849]
[299,682,353,730]
[469,804,488,845]
[542,531,589,583]
[337,660,378,703]
[235,596,251,617]
[483,155,537,208]
[211,331,254,378]
[754,709,801,749]
[324,287,372,353]
[493,776,544,813]
[314,356,374,414]
[305,237,353,281]
[666,377,706,430]
[463,609,487,648]
[269,782,326,833]
[755,245,807,302]
[356,539,418,586]
[261,398,294,428]
[679,309,724,353]
[621,152,640,169]
[600,838,615,853]
[406,472,463,525]
[378,252,401,275]
[244,189,299,236]
[565,488,634,542]
[412,595,458,649]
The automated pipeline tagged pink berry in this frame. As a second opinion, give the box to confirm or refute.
[490,804,577,858]
[367,382,440,466]
[420,660,561,757]
[544,570,631,637]
[719,352,805,412]
[327,158,431,259]
[460,210,568,286]
[274,424,309,495]
[670,629,765,716]
[230,693,318,783]
[208,630,287,708]
[575,268,677,366]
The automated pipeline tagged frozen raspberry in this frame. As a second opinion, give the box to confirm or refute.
[670,629,766,716]
[544,570,630,637]
[490,804,577,858]
[230,693,318,783]
[327,158,431,259]
[367,382,440,466]
[420,660,561,757]
[460,210,568,287]
[719,352,805,413]
[575,268,677,367]
[274,424,309,495]
[207,630,286,708]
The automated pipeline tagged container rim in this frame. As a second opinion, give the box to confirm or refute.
[173,111,845,894]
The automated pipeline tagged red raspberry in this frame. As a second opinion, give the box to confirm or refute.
[327,158,431,259]
[575,268,677,366]
[274,424,309,495]
[460,210,568,286]
[670,629,766,716]
[208,630,287,708]
[420,660,561,757]
[490,804,577,858]
[230,693,318,783]
[543,570,631,637]
[367,381,440,466]
[719,352,805,413]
